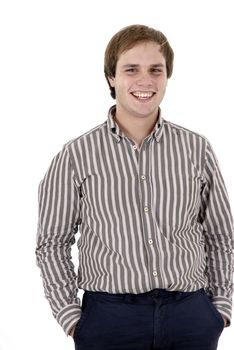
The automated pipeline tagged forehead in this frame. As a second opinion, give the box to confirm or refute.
[117,41,165,66]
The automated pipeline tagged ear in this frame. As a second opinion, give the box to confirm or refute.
[107,76,115,87]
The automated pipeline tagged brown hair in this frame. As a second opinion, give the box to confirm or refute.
[104,24,174,99]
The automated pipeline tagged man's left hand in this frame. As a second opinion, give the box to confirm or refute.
[222,316,228,327]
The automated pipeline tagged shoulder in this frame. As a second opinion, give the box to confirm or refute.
[163,119,208,145]
[63,120,107,150]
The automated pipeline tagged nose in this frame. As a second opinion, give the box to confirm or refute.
[136,72,153,87]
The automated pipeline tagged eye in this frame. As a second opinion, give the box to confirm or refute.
[125,68,137,73]
[150,68,163,74]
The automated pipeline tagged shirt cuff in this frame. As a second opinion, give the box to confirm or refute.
[56,304,82,335]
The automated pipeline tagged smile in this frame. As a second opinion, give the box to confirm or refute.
[131,91,155,100]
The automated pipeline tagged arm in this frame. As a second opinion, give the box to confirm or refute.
[36,146,81,335]
[199,139,234,326]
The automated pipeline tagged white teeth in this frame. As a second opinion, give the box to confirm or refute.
[132,92,154,99]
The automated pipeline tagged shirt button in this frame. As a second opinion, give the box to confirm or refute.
[148,239,153,244]
[133,145,137,150]
[153,271,158,277]
[141,175,146,180]
[144,206,149,212]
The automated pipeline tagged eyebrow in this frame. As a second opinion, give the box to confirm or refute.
[122,63,166,68]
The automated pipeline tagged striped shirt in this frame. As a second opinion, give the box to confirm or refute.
[36,105,234,335]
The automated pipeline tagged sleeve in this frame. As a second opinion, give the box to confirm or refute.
[36,145,82,335]
[199,139,234,326]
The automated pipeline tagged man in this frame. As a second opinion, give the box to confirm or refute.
[36,24,234,349]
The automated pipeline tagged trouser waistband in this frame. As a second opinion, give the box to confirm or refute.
[84,288,203,305]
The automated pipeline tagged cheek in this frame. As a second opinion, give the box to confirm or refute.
[158,80,167,93]
[115,80,129,94]
[162,83,167,92]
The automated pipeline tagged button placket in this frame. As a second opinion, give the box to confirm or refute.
[137,142,154,287]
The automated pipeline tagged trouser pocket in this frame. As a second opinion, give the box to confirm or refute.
[73,293,94,342]
[201,290,225,330]
[166,289,224,349]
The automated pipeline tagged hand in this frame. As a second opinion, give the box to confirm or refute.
[69,325,76,338]
[221,316,228,327]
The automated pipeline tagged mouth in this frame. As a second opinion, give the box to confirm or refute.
[131,91,155,100]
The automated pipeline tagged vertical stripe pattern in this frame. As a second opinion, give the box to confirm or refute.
[36,106,234,334]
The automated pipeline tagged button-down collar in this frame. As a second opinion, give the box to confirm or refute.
[107,105,164,143]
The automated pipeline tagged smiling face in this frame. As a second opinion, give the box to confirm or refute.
[108,41,168,120]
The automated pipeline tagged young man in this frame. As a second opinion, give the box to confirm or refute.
[36,24,234,350]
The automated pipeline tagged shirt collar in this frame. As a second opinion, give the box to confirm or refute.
[107,105,164,143]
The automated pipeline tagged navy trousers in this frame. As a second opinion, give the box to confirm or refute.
[73,288,224,350]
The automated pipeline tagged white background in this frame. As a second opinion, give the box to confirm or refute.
[0,0,234,349]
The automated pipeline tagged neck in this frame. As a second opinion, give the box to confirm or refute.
[114,108,159,146]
